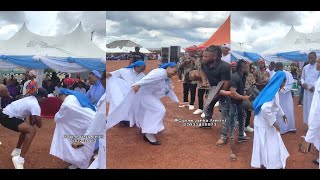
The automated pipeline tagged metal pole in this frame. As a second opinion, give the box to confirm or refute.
[91,31,95,41]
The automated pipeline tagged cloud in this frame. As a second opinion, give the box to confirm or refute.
[231,11,303,29]
[231,11,320,53]
[106,11,230,48]
[56,11,106,49]
[0,11,26,25]
[0,11,105,50]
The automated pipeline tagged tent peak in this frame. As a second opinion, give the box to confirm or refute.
[290,25,295,30]
[20,22,30,32]
[75,22,84,31]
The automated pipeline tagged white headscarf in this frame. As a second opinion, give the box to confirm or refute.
[29,70,37,78]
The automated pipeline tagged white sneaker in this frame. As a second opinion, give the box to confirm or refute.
[178,102,189,108]
[12,156,24,169]
[189,105,195,110]
[243,132,247,137]
[193,109,203,115]
[67,164,79,169]
[214,101,219,107]
[201,112,206,118]
[245,126,254,132]
[11,148,21,157]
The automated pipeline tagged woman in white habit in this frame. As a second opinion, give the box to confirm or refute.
[251,71,289,169]
[106,62,179,145]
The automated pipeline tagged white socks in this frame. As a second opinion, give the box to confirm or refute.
[145,133,157,143]
[17,156,25,163]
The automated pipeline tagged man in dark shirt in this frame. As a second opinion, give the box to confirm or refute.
[227,59,251,160]
[200,45,230,130]
[131,46,145,62]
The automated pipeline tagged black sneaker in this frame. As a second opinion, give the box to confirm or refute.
[312,159,319,165]
[120,121,130,127]
[238,136,250,143]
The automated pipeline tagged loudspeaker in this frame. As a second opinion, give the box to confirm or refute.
[161,47,170,63]
[170,46,180,63]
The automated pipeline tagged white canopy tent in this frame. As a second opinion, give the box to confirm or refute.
[0,22,106,87]
[262,26,320,54]
[106,40,151,54]
[106,46,151,54]
[105,47,124,53]
[0,22,105,58]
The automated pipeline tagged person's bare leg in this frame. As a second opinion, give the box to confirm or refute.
[16,133,26,149]
[17,123,36,158]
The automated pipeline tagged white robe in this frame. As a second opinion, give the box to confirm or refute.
[267,69,275,79]
[251,92,290,169]
[109,68,145,123]
[50,95,96,169]
[85,93,107,169]
[276,71,296,134]
[106,68,179,134]
[106,76,132,115]
[301,63,320,124]
[305,77,320,169]
[110,68,145,85]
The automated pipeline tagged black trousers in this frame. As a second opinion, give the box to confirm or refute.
[183,83,197,105]
[178,68,183,80]
[197,88,207,110]
[244,109,251,127]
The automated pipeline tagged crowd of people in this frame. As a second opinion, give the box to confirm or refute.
[106,43,320,169]
[0,69,107,169]
[106,46,149,61]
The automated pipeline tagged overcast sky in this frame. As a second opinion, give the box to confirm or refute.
[106,11,230,49]
[0,11,105,50]
[231,11,320,53]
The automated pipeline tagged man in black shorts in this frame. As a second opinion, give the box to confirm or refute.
[0,87,48,169]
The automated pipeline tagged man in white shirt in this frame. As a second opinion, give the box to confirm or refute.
[301,52,320,125]
[266,61,276,78]
[0,88,48,169]
[221,43,231,64]
[74,82,87,94]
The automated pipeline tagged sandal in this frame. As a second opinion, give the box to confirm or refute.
[230,152,237,161]
[216,138,227,147]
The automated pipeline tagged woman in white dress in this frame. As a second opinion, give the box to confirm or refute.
[106,62,179,145]
[251,71,290,169]
[50,88,96,169]
[72,71,107,169]
[106,60,146,127]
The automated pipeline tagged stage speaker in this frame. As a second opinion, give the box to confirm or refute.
[170,46,181,63]
[161,47,170,63]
